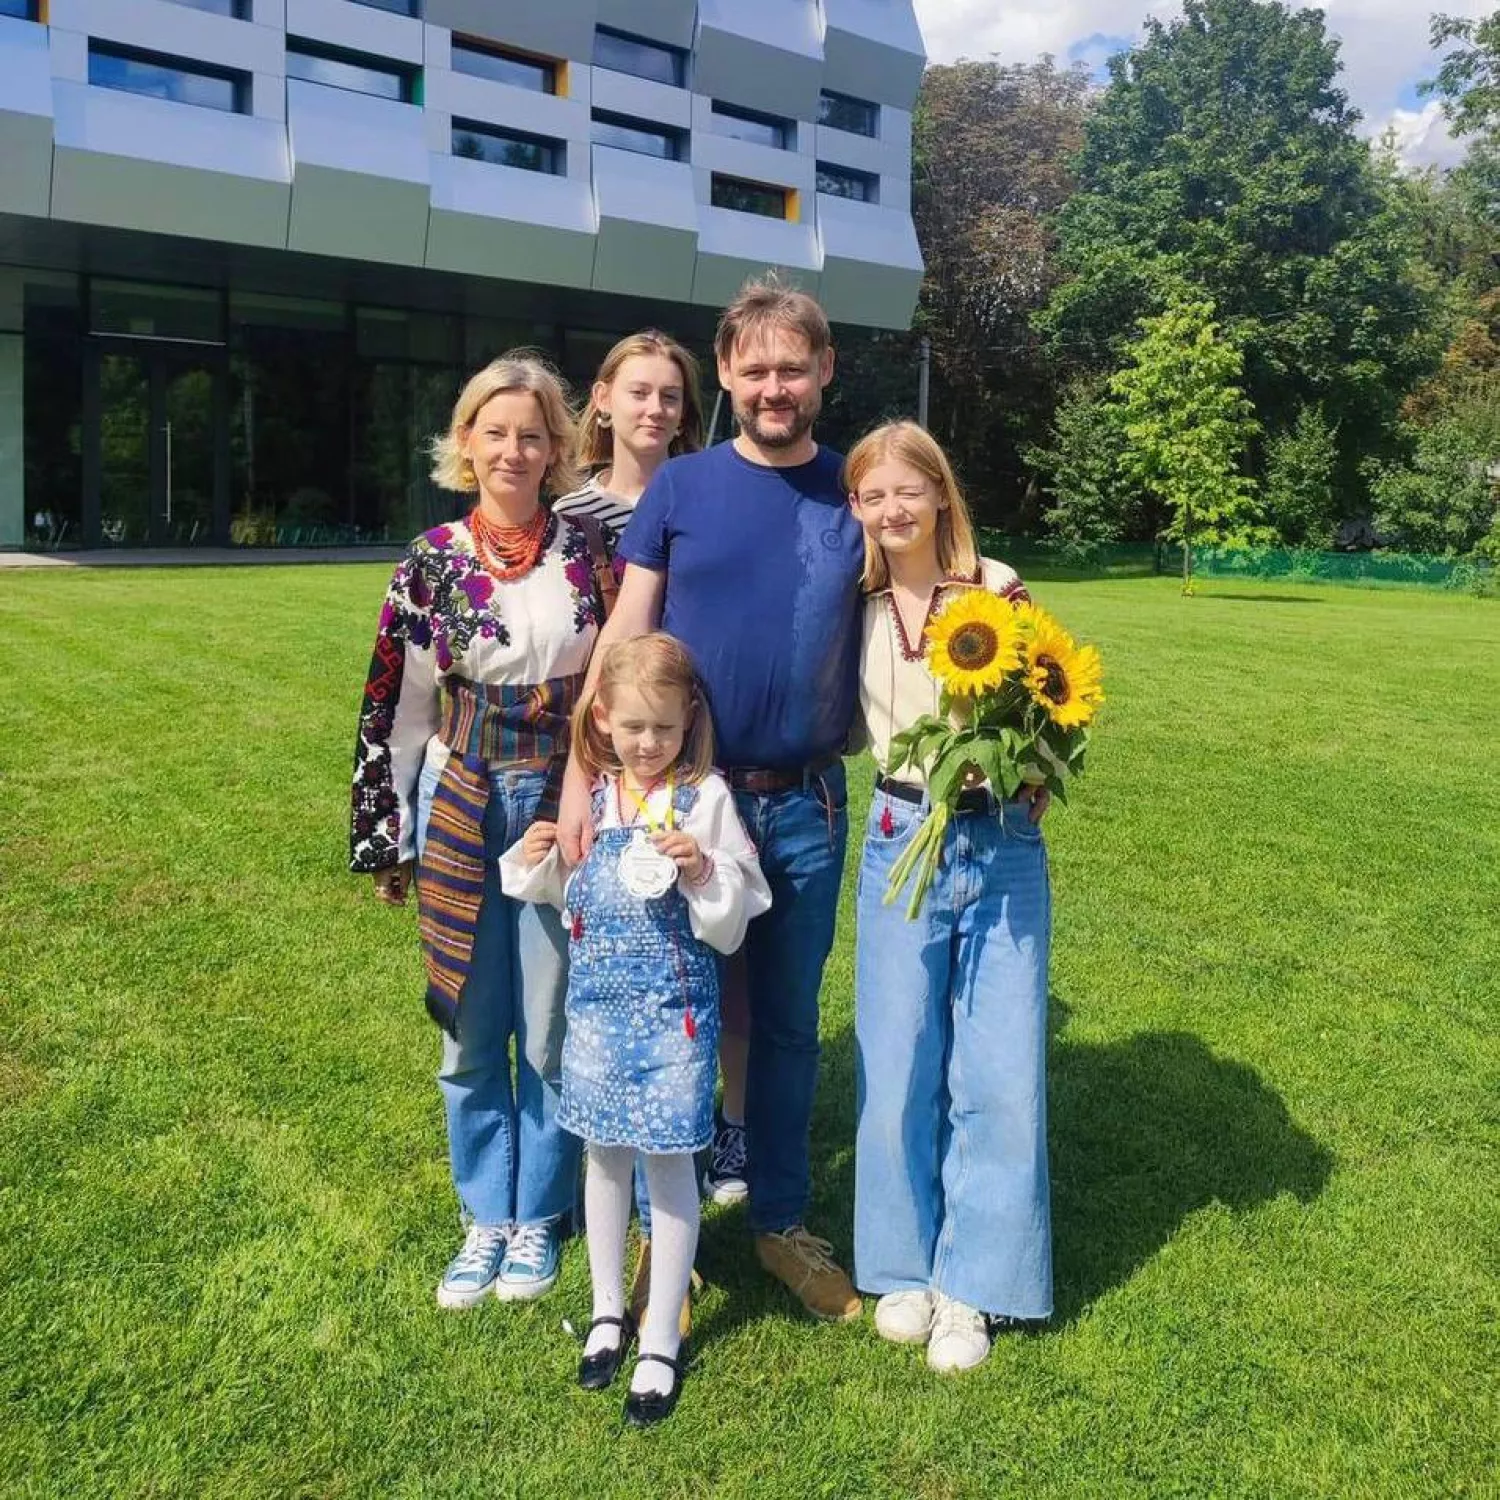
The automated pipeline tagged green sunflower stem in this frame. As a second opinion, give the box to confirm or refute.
[883,802,951,920]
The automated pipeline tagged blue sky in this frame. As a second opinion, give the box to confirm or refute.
[911,1,1493,169]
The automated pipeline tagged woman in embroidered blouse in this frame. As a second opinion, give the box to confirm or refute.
[349,353,606,1310]
[552,329,705,543]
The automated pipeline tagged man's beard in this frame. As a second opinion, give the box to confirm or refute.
[736,396,819,448]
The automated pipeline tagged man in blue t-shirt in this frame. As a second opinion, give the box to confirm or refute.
[558,277,865,1329]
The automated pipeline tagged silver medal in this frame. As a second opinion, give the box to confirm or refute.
[618,829,678,899]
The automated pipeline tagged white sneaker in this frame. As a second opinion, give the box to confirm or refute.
[874,1289,935,1345]
[926,1295,991,1373]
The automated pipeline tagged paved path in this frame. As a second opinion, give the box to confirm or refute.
[0,547,404,569]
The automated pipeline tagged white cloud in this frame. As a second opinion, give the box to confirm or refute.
[911,0,1490,170]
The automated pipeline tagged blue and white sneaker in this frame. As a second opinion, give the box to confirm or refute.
[436,1222,510,1310]
[496,1218,562,1301]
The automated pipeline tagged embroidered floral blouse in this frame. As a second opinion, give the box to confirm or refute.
[349,514,605,873]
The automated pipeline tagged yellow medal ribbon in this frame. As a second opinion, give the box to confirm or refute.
[620,773,675,833]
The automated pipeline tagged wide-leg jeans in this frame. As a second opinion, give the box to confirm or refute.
[416,757,580,1229]
[853,784,1053,1319]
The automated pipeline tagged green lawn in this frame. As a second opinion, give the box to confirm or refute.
[1,567,1495,1499]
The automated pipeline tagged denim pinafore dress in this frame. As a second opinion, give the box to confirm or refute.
[557,782,720,1153]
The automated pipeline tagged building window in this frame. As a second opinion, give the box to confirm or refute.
[818,89,879,138]
[452,38,556,93]
[163,0,251,16]
[286,41,416,103]
[816,162,878,203]
[711,102,792,150]
[453,121,565,175]
[592,27,684,88]
[161,0,250,15]
[88,44,249,113]
[0,0,40,17]
[711,174,788,220]
[349,0,421,13]
[591,111,684,161]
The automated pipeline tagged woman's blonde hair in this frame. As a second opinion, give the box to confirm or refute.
[574,330,706,471]
[844,420,980,591]
[571,633,715,786]
[430,352,581,497]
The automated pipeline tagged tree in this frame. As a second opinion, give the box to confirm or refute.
[1423,10,1500,142]
[1109,298,1262,591]
[1263,404,1339,547]
[912,58,1092,527]
[1037,0,1442,518]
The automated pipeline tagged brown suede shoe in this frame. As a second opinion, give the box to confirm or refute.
[629,1238,695,1340]
[755,1227,862,1322]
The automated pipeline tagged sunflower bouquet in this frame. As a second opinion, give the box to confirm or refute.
[883,590,1104,918]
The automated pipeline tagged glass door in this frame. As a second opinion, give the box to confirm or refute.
[91,342,225,546]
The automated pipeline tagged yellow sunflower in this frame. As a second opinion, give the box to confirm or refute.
[1015,605,1104,729]
[926,589,1022,695]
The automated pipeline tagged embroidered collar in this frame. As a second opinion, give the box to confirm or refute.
[877,566,986,663]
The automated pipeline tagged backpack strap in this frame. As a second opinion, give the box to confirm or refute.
[575,515,618,622]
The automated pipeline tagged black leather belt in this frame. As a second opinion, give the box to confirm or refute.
[875,774,995,815]
[726,752,840,794]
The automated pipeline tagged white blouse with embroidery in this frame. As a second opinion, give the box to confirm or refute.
[853,556,1059,789]
[499,772,772,955]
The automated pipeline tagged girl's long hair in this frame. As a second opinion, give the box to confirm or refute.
[843,420,980,592]
[574,330,705,472]
[571,633,716,785]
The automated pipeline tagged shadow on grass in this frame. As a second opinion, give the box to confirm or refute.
[1046,994,1333,1324]
[687,993,1330,1349]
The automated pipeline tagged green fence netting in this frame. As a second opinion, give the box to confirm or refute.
[979,534,1496,593]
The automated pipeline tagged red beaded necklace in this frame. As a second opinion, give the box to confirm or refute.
[468,502,549,582]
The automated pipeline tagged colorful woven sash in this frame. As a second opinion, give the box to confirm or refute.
[417,671,584,1035]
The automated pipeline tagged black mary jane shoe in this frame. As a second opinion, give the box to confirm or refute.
[622,1351,686,1429]
[577,1315,635,1392]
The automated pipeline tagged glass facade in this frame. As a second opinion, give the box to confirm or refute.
[592,27,684,87]
[453,122,564,174]
[14,272,691,550]
[817,162,878,202]
[711,102,791,150]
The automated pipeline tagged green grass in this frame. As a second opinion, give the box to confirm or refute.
[1,568,1496,1499]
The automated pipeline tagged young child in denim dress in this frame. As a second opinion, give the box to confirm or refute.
[501,633,770,1426]
[845,422,1055,1374]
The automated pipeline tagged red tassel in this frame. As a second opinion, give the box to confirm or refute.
[880,804,895,837]
[570,913,584,941]
[684,1007,696,1040]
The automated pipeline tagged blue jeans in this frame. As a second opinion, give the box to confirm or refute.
[854,785,1053,1319]
[416,756,580,1229]
[733,760,848,1234]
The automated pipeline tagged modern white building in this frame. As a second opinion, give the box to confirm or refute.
[0,0,924,550]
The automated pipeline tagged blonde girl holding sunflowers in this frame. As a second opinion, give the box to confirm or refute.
[845,421,1060,1373]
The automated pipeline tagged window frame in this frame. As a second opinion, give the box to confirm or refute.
[451,36,557,94]
[285,38,418,104]
[815,162,879,203]
[710,173,790,221]
[710,100,793,151]
[87,42,250,114]
[817,89,879,138]
[591,26,686,88]
[452,119,566,176]
[590,110,686,162]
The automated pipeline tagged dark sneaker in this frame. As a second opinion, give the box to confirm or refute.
[701,1119,749,1205]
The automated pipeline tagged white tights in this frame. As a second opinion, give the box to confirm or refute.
[583,1143,699,1397]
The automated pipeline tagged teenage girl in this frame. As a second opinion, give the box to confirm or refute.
[846,421,1053,1374]
[501,633,770,1425]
